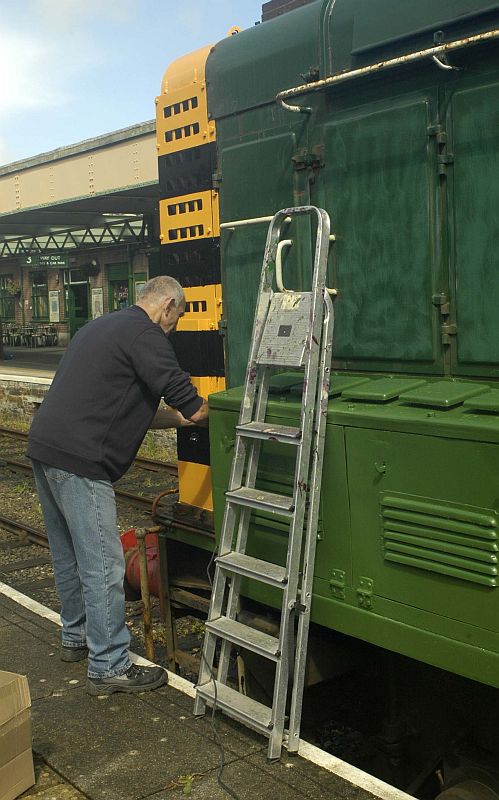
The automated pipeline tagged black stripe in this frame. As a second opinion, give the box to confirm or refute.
[177,426,211,466]
[170,330,225,376]
[158,143,216,197]
[157,239,221,287]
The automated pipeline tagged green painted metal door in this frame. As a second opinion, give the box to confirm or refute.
[449,76,499,377]
[344,426,499,666]
[107,264,131,312]
[320,94,443,373]
[220,133,298,386]
[67,284,89,337]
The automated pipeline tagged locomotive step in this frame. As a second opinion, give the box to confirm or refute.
[205,615,280,661]
[195,680,273,734]
[216,551,288,588]
[225,486,295,516]
[236,421,302,444]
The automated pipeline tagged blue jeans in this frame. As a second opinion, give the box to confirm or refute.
[31,460,131,678]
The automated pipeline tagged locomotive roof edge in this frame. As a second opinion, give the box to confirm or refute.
[205,0,499,118]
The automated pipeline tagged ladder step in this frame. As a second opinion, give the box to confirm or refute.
[196,680,273,734]
[206,616,280,661]
[226,486,294,516]
[217,551,288,588]
[236,421,302,444]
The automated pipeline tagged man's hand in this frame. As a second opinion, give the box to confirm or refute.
[189,399,209,427]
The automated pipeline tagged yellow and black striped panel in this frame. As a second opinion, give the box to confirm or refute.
[157,44,223,512]
[156,45,215,159]
[159,189,220,245]
[159,239,221,287]
[177,462,213,510]
[181,284,222,331]
[158,143,216,197]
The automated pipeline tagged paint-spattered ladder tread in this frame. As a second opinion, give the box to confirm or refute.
[216,551,288,587]
[225,486,294,515]
[196,680,273,733]
[236,421,302,444]
[205,616,280,660]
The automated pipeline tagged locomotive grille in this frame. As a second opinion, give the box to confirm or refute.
[381,494,498,587]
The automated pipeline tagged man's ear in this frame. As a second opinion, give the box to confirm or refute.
[164,297,176,312]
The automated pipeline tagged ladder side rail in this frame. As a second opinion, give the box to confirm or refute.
[283,215,332,748]
[268,209,331,758]
[295,206,330,467]
[195,206,333,757]
[287,292,335,753]
[268,409,322,758]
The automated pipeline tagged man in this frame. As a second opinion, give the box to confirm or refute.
[27,276,208,695]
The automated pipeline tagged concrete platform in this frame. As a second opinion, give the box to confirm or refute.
[0,583,410,800]
[0,346,64,381]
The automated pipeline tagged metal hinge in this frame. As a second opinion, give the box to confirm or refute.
[329,569,345,600]
[433,294,457,344]
[432,292,450,315]
[437,153,454,175]
[441,322,458,344]
[427,124,447,145]
[428,124,454,174]
[357,577,374,610]
[292,146,324,172]
[218,318,227,337]
[212,171,222,190]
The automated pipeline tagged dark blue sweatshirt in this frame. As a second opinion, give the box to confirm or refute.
[27,305,202,482]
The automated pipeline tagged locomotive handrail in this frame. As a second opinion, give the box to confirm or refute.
[220,214,290,229]
[276,27,499,113]
[276,236,337,296]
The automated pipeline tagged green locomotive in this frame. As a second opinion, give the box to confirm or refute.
[156,1,499,794]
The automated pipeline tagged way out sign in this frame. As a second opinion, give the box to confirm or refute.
[20,253,68,268]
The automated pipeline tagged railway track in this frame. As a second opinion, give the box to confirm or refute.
[0,427,178,547]
[0,454,174,511]
[0,426,178,476]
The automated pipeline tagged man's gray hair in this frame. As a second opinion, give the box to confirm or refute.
[137,276,184,306]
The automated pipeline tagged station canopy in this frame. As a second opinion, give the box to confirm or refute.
[0,121,159,259]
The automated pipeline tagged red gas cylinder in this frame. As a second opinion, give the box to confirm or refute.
[120,528,162,598]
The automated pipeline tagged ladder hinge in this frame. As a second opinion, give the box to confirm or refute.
[292,146,324,171]
[441,322,458,344]
[212,171,222,189]
[290,600,307,613]
[218,318,227,336]
[329,569,345,600]
[357,577,374,610]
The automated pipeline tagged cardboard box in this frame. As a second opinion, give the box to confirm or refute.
[0,671,35,800]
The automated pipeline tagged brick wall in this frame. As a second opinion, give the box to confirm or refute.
[0,378,50,423]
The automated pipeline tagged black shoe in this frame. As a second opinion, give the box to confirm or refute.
[86,664,168,696]
[60,644,89,662]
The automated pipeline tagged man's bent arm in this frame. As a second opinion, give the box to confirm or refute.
[150,400,209,429]
[150,406,194,429]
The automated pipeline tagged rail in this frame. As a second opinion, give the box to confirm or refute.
[277,28,499,113]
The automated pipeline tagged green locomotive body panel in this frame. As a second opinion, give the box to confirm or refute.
[201,0,499,689]
[210,380,499,687]
[207,0,499,385]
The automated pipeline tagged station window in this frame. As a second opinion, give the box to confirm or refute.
[63,269,89,285]
[0,275,16,320]
[32,271,49,319]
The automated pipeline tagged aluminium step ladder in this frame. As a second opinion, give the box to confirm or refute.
[193,205,335,760]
